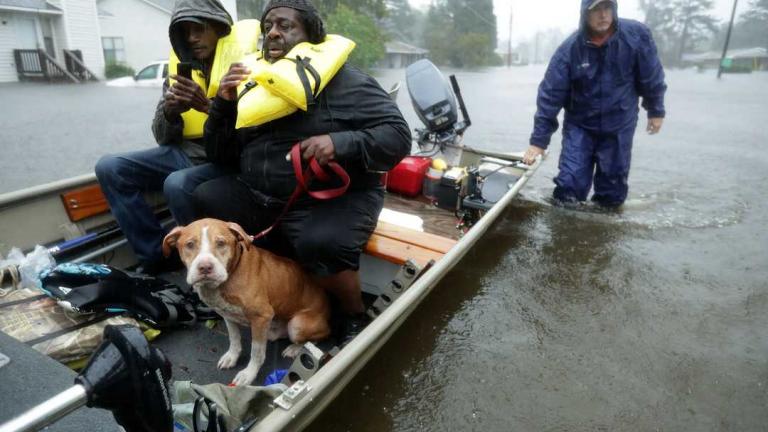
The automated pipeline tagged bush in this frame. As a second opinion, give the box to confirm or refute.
[105,62,135,79]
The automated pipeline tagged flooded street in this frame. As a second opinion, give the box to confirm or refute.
[309,67,768,431]
[2,66,767,430]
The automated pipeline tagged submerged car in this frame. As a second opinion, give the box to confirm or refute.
[105,60,168,88]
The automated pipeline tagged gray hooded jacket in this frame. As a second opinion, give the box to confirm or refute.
[151,0,233,162]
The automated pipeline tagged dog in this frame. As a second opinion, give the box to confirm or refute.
[162,218,331,385]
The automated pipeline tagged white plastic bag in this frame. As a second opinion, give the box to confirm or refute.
[17,245,56,289]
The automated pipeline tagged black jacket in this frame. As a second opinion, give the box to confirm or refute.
[205,65,412,199]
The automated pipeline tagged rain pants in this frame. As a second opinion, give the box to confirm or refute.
[530,0,667,206]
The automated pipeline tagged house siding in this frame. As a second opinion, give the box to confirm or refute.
[98,0,171,71]
[61,0,104,77]
[0,12,18,82]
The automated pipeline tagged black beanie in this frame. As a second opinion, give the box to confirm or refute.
[260,0,325,44]
[261,0,320,20]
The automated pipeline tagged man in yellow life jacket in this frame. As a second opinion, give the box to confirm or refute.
[194,0,412,345]
[95,0,235,275]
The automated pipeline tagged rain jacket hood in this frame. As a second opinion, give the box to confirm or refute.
[580,0,619,35]
[169,0,233,67]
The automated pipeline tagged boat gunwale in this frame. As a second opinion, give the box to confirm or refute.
[0,174,98,209]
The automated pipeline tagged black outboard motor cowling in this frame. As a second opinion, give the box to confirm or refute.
[406,59,471,153]
[406,59,458,134]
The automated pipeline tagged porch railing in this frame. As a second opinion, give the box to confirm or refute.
[13,49,80,83]
[63,49,99,82]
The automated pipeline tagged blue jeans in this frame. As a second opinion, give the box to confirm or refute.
[95,146,228,263]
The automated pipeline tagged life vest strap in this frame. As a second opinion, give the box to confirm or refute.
[294,55,322,109]
[237,81,258,101]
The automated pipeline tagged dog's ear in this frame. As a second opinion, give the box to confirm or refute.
[227,222,252,250]
[162,226,184,257]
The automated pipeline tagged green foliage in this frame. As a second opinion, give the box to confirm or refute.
[641,0,719,65]
[318,0,387,19]
[325,5,386,70]
[422,0,500,67]
[104,62,135,79]
[382,0,425,42]
[237,0,267,19]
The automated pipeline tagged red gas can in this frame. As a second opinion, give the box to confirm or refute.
[386,156,432,197]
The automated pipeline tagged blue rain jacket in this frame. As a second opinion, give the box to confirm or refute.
[529,0,667,149]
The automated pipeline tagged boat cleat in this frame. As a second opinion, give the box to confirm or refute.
[273,380,311,410]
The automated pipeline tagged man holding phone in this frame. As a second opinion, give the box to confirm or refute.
[95,0,235,274]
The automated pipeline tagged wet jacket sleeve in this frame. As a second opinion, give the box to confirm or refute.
[635,27,667,118]
[328,71,412,172]
[151,79,184,145]
[203,96,240,167]
[530,49,571,149]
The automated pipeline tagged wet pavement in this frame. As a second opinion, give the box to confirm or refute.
[1,66,767,431]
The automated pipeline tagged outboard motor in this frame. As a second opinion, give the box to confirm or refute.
[406,59,471,154]
[0,325,173,432]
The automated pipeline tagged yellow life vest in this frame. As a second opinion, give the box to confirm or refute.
[235,35,356,129]
[253,34,356,111]
[235,54,298,129]
[168,19,261,139]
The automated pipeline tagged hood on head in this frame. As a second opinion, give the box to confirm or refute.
[580,0,618,33]
[169,0,233,66]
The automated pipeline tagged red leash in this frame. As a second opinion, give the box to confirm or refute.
[251,143,350,240]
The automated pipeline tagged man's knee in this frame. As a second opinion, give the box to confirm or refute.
[94,154,120,183]
[163,169,188,198]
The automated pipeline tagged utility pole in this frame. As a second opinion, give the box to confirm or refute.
[507,6,513,67]
[717,0,739,79]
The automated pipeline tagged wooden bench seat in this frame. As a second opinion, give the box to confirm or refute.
[364,220,457,268]
[59,182,456,268]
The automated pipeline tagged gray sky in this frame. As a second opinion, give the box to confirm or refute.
[408,0,745,44]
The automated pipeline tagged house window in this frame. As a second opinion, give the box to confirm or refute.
[102,37,125,64]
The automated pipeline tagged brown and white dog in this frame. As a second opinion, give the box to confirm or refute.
[162,218,331,385]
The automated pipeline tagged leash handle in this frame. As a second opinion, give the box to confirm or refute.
[251,142,350,240]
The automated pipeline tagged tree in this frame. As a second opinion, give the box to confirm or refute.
[421,0,501,67]
[672,0,719,62]
[738,0,768,48]
[640,0,718,65]
[317,0,387,19]
[325,5,386,70]
[237,0,267,19]
[382,0,424,42]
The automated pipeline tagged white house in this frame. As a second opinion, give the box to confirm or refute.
[97,0,237,74]
[0,0,237,83]
[0,0,104,82]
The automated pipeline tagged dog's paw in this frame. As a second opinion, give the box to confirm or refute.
[231,368,257,386]
[281,343,303,359]
[217,350,241,370]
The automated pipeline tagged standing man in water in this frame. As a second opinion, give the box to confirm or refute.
[523,0,667,208]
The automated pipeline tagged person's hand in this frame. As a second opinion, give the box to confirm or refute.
[300,135,335,166]
[647,117,664,135]
[163,91,187,118]
[168,75,210,113]
[523,145,545,165]
[217,63,250,102]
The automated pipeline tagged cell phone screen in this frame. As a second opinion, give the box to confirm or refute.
[177,62,192,80]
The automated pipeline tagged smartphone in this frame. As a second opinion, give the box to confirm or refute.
[177,62,192,80]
